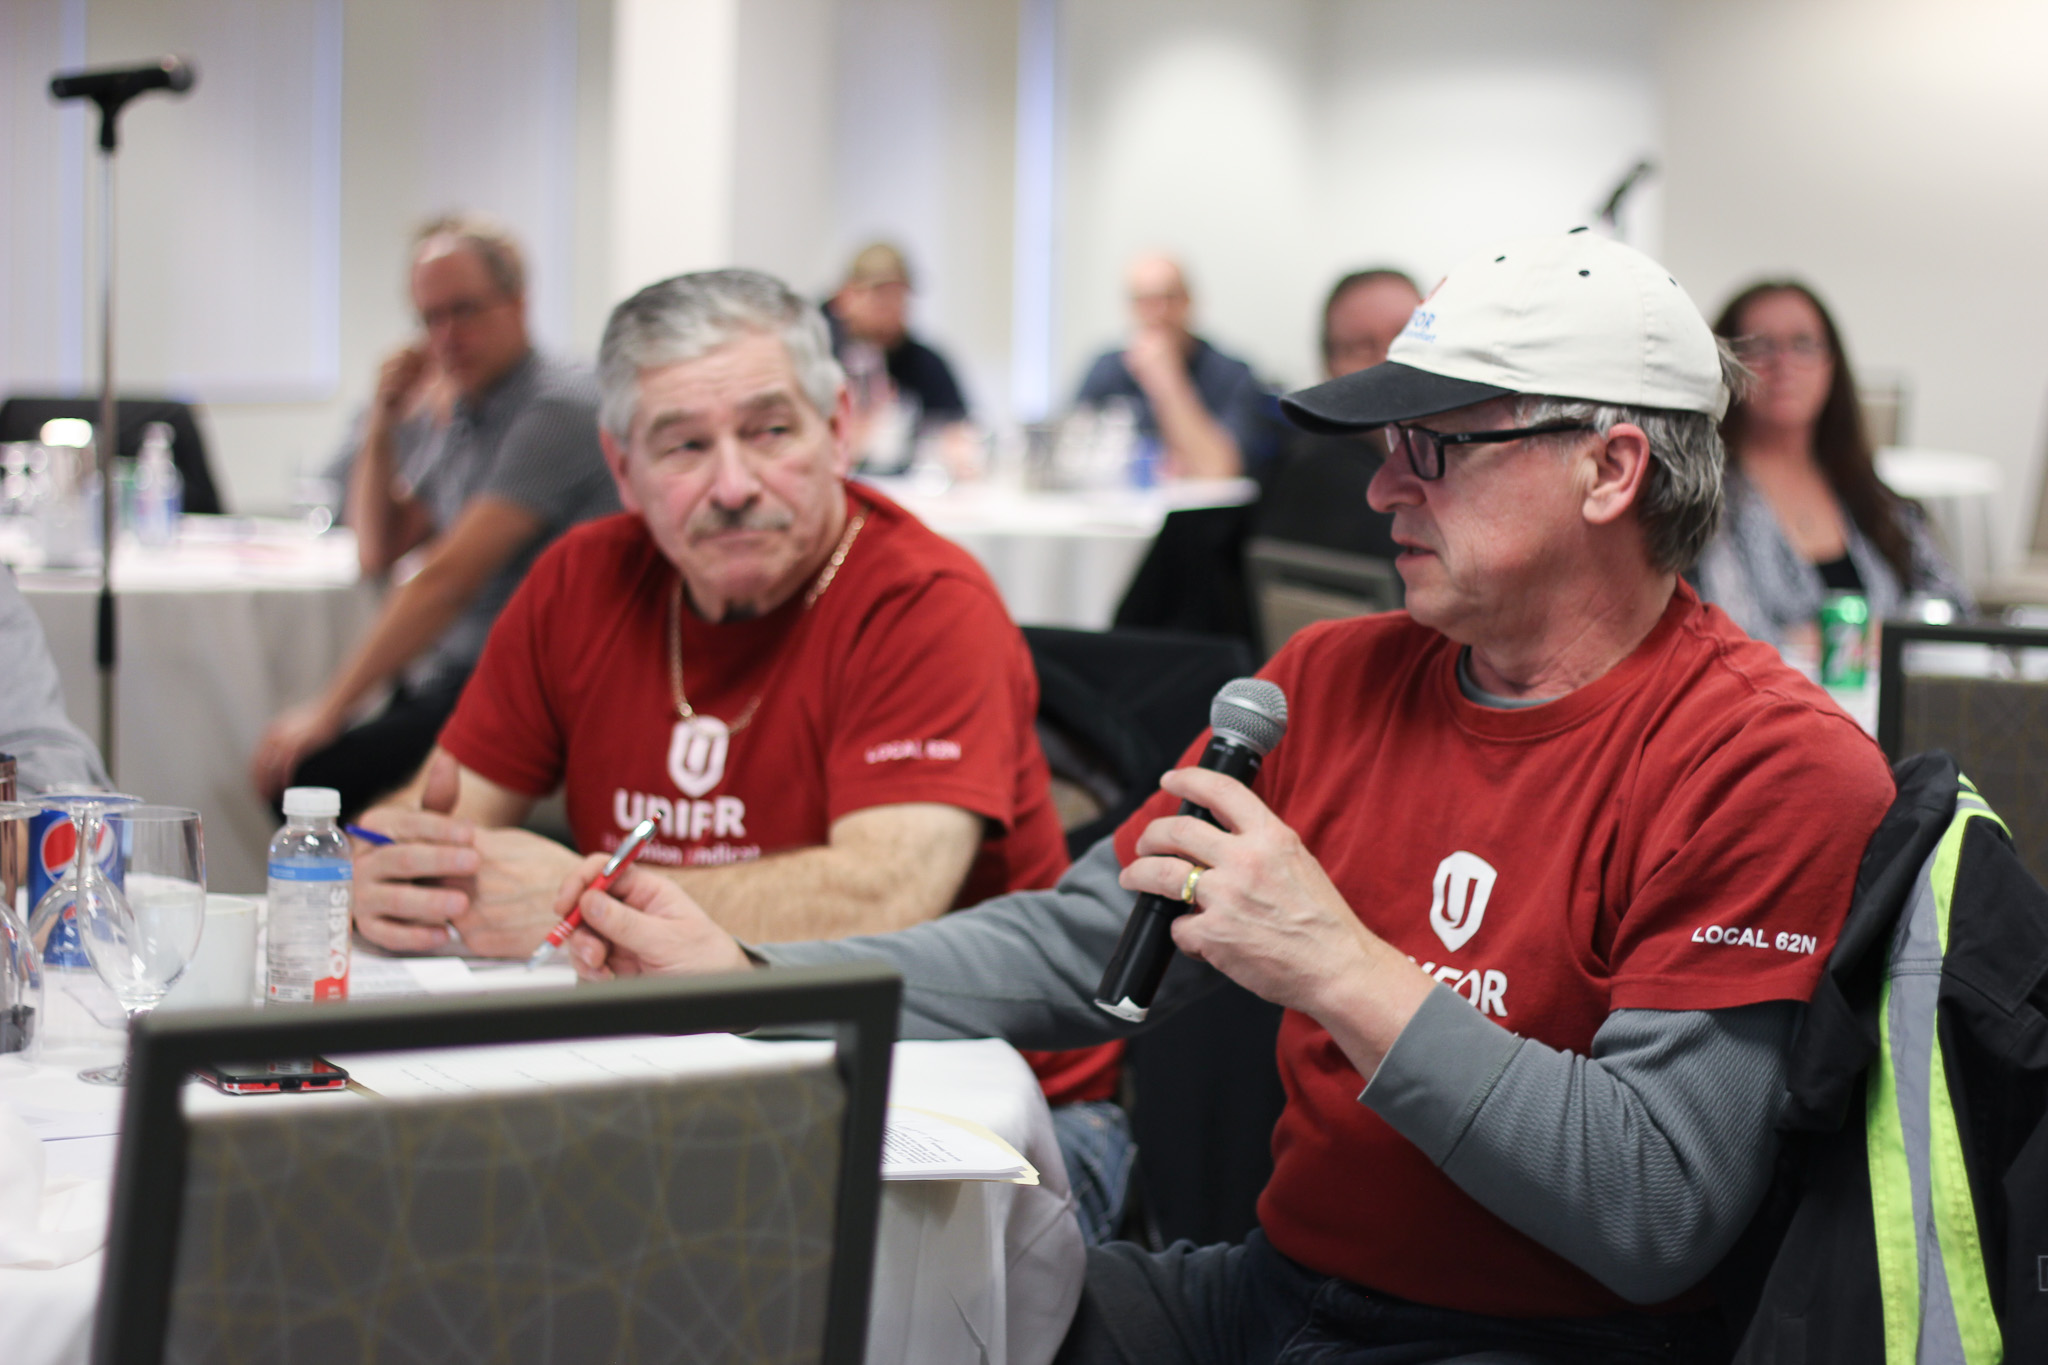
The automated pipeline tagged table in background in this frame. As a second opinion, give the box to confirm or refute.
[0,1035,1082,1365]
[2,517,379,893]
[866,475,1259,629]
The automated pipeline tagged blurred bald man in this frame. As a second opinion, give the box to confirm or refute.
[1253,268,1423,559]
[1075,254,1272,479]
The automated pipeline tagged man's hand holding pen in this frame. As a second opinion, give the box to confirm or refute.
[549,855,751,981]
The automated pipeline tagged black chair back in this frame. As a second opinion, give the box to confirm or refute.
[94,965,899,1365]
[1112,504,1258,645]
[1244,536,1402,660]
[1024,625,1254,859]
[1022,624,1284,1248]
[0,395,224,515]
[1877,618,2048,883]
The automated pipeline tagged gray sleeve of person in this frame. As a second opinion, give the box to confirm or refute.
[480,365,620,530]
[1364,986,1800,1303]
[766,833,1798,1302]
[0,569,110,795]
[758,835,1223,1047]
[319,405,446,525]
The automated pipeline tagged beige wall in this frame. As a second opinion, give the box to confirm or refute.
[1057,0,1666,397]
[3,0,614,516]
[1659,0,2048,570]
[607,0,1020,414]
[826,0,1020,416]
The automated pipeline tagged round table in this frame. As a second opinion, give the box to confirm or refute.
[2,516,379,893]
[864,475,1259,629]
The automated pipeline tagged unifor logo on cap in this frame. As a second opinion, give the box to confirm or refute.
[1402,308,1437,344]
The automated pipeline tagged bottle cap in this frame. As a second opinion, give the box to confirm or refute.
[282,786,341,818]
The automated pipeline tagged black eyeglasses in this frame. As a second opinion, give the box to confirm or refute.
[1375,420,1598,481]
[1730,334,1828,366]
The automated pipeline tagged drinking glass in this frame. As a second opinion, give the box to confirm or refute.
[0,800,41,1063]
[74,804,205,1085]
[29,793,141,1060]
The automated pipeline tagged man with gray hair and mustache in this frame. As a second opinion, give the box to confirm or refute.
[351,268,1126,1229]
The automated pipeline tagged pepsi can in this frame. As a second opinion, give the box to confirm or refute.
[29,810,124,968]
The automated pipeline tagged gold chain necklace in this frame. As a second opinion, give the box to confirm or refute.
[668,509,866,733]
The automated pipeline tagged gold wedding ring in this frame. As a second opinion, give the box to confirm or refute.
[1180,865,1205,905]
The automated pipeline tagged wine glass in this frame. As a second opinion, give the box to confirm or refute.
[74,805,205,1086]
[0,801,43,1065]
[29,792,141,966]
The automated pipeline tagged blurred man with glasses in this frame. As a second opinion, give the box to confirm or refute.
[253,215,617,815]
[1254,267,1426,559]
[559,232,1896,1362]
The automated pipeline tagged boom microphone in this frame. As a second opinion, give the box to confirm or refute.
[1095,678,1288,1023]
[50,58,196,104]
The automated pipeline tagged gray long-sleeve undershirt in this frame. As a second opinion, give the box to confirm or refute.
[760,835,1799,1303]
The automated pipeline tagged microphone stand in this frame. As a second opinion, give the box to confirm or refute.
[50,61,196,778]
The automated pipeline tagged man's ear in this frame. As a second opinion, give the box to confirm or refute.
[600,428,643,516]
[826,384,856,479]
[1581,423,1652,528]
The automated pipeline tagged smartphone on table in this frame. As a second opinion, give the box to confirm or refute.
[193,1058,350,1094]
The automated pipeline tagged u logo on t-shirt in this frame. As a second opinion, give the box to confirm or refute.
[668,717,731,798]
[1430,850,1497,953]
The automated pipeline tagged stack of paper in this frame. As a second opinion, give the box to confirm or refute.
[883,1106,1037,1184]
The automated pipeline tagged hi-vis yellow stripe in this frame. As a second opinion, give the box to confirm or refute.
[1869,773,2004,1365]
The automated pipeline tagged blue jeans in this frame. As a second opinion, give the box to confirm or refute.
[1054,1230,1730,1364]
[1051,1099,1136,1245]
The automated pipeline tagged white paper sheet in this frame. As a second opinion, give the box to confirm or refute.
[3,1105,119,1144]
[344,954,576,998]
[331,1033,836,1100]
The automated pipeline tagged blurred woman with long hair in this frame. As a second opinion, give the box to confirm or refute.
[1695,280,1969,651]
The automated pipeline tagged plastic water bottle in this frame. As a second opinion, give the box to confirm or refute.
[134,421,183,548]
[266,787,351,1003]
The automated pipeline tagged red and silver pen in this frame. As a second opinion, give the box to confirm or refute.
[527,816,660,968]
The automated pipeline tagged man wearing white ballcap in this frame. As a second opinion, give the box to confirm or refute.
[550,231,1896,1361]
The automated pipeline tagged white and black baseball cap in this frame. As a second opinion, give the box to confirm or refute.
[1282,229,1727,432]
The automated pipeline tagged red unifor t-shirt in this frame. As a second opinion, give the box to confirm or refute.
[1114,583,1895,1318]
[439,486,1119,1104]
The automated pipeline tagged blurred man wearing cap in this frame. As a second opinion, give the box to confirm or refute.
[825,241,969,430]
[554,232,1895,1360]
[1076,254,1272,479]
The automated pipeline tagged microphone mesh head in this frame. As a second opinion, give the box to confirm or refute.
[1211,679,1288,755]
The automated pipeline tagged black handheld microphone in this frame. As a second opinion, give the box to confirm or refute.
[1095,678,1288,1022]
[50,57,195,102]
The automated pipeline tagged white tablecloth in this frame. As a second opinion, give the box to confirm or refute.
[0,1036,1082,1365]
[4,517,379,893]
[866,475,1258,629]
